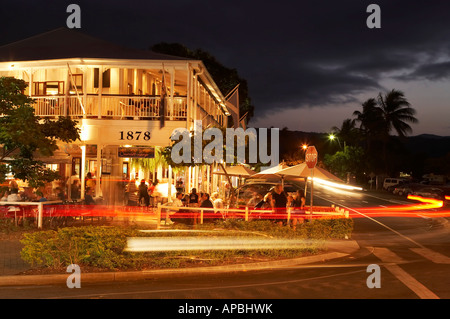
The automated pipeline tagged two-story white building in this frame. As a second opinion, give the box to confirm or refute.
[0,28,233,204]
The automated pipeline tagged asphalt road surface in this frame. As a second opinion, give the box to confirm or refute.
[1,185,449,303]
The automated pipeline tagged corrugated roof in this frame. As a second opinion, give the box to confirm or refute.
[0,28,188,62]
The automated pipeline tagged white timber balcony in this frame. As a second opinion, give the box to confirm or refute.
[32,95,187,120]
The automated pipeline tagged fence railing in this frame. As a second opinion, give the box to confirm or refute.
[156,204,349,229]
[0,201,63,229]
[32,95,187,120]
[0,201,349,230]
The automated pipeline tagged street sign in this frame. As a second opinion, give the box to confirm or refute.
[305,146,318,169]
[118,147,155,158]
[305,146,318,216]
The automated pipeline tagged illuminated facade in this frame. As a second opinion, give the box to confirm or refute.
[0,28,231,204]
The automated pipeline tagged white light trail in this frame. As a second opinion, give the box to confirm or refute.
[125,237,321,252]
[309,177,363,191]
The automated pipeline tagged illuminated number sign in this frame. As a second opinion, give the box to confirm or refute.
[119,131,151,141]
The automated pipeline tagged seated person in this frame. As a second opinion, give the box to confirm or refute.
[200,193,214,208]
[6,188,21,202]
[71,180,81,201]
[84,187,96,205]
[170,192,192,225]
[200,193,216,223]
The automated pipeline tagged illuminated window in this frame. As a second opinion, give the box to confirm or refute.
[34,81,64,96]
[69,74,83,94]
[45,164,59,171]
[94,68,110,88]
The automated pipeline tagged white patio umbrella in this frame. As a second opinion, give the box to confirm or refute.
[276,163,344,197]
[213,165,256,178]
[248,163,294,187]
[276,163,343,182]
[250,163,343,192]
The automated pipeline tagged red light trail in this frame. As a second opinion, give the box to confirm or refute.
[1,195,448,223]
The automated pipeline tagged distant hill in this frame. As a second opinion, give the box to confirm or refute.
[273,129,450,160]
[254,127,450,161]
[404,134,450,158]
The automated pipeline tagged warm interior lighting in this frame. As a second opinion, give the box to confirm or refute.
[80,125,91,141]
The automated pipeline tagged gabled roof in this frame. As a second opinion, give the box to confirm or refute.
[0,28,188,62]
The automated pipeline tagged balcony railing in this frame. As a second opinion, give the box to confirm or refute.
[32,95,187,120]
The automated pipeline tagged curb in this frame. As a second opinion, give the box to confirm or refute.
[0,241,360,287]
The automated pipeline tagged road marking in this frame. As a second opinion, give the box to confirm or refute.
[410,248,450,264]
[372,247,440,299]
[47,269,367,299]
[317,196,426,249]
[371,247,408,264]
[363,193,412,205]
[315,191,443,299]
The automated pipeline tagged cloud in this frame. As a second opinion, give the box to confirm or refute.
[2,0,450,135]
[248,63,382,116]
[396,61,450,81]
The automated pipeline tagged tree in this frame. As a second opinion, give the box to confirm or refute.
[331,118,359,147]
[324,145,367,182]
[0,77,80,188]
[150,42,255,126]
[351,90,418,175]
[377,89,418,138]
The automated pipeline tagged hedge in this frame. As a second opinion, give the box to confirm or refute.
[20,218,353,270]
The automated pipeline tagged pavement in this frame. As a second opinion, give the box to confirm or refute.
[0,234,361,287]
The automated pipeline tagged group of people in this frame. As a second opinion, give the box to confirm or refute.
[179,188,224,210]
[125,179,157,207]
[254,185,306,210]
[252,184,306,230]
[124,178,225,212]
[165,188,225,225]
[0,173,98,208]
[0,180,66,204]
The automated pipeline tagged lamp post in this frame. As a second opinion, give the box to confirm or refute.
[328,133,343,149]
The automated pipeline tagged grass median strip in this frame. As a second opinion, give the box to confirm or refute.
[17,218,353,273]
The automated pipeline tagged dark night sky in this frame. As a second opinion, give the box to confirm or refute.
[2,0,450,136]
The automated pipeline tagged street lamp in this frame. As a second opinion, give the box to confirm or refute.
[328,133,342,149]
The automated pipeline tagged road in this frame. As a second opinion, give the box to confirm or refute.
[1,185,449,302]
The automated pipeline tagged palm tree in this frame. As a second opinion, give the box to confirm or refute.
[376,89,418,173]
[353,98,383,136]
[130,147,171,182]
[376,89,418,138]
[353,98,384,156]
[353,90,418,174]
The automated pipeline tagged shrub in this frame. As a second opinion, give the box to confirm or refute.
[20,226,142,269]
[20,218,353,270]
